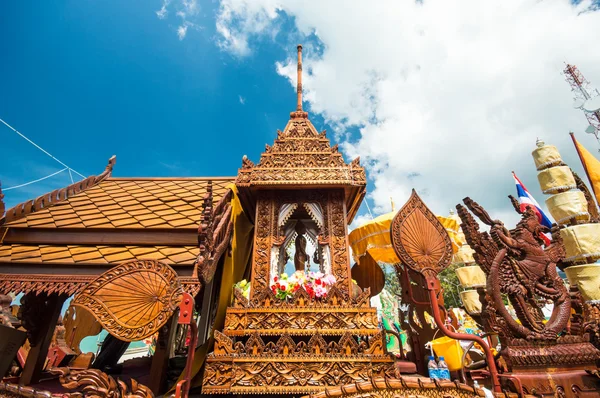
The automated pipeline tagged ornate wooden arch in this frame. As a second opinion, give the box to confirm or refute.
[72,260,183,342]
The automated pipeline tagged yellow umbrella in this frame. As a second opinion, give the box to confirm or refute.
[349,211,462,265]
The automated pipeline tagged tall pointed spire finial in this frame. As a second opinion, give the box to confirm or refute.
[296,44,303,112]
[291,45,308,119]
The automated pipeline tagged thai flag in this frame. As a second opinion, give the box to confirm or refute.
[512,172,553,245]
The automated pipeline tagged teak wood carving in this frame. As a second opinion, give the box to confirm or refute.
[72,259,183,342]
[390,189,454,278]
[202,48,386,394]
[457,195,600,396]
[196,181,234,285]
[0,367,154,398]
[304,376,486,398]
[458,198,570,341]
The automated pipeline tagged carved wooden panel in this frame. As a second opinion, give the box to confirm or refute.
[250,196,275,301]
[63,305,102,354]
[204,331,394,395]
[390,189,453,277]
[72,260,183,342]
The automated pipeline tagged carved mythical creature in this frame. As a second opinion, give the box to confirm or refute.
[457,198,570,341]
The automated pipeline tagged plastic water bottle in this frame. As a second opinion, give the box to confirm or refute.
[437,356,450,380]
[427,355,439,379]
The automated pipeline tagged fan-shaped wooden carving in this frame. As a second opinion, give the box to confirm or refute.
[72,260,183,342]
[390,190,453,277]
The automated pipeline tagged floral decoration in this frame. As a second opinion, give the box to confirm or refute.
[270,270,337,300]
[234,279,251,299]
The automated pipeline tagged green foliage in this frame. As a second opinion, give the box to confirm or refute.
[381,264,402,297]
[380,262,463,309]
[438,263,462,308]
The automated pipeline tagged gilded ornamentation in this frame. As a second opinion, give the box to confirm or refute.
[72,260,183,342]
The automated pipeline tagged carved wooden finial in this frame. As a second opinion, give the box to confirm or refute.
[105,155,117,176]
[297,44,303,112]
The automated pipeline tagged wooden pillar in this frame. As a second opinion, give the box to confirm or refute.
[148,313,178,395]
[19,293,67,385]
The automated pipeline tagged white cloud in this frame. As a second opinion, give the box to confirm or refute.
[216,0,281,56]
[215,0,600,229]
[182,0,199,16]
[177,25,188,40]
[239,95,246,105]
[156,0,170,19]
[155,0,201,39]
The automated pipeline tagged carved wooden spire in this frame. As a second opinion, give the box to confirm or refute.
[296,44,303,112]
[291,45,308,119]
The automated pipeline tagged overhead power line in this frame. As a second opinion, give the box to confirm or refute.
[3,168,69,191]
[0,117,86,180]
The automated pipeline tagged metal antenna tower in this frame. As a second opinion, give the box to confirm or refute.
[563,63,600,147]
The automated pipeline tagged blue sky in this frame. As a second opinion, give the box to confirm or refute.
[0,1,329,209]
[2,1,600,227]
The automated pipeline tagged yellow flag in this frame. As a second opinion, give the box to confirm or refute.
[571,132,600,205]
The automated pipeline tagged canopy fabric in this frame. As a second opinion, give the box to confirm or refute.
[348,211,462,265]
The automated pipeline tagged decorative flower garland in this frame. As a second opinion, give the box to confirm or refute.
[270,270,337,300]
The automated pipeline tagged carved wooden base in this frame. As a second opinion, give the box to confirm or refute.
[203,357,395,395]
[502,335,600,370]
[204,289,394,394]
[306,376,486,398]
[583,301,600,350]
[502,370,600,397]
[499,335,600,397]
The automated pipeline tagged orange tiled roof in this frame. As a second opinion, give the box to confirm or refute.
[0,174,234,296]
[0,243,198,265]
[3,177,234,229]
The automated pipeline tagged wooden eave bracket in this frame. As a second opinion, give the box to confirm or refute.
[0,155,116,226]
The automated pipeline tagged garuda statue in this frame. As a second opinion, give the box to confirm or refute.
[457,198,571,341]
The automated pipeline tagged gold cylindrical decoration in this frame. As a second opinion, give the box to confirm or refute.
[455,265,486,288]
[537,166,576,194]
[564,264,600,301]
[453,244,475,265]
[545,190,590,225]
[460,290,482,315]
[560,224,600,263]
[532,144,562,170]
